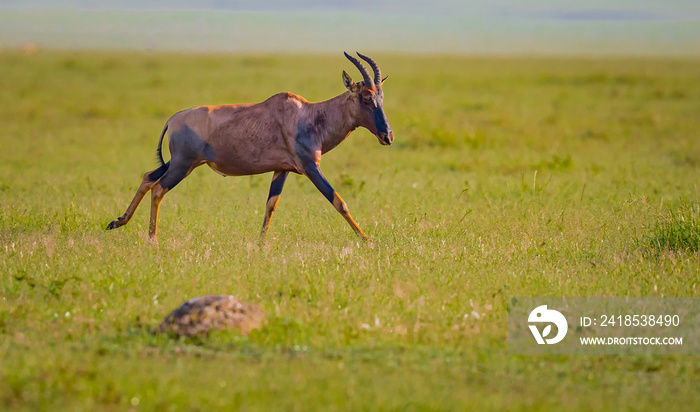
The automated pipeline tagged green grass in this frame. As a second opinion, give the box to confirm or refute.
[641,199,700,254]
[1,50,699,411]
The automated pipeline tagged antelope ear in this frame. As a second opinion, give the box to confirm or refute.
[381,75,389,84]
[342,70,358,92]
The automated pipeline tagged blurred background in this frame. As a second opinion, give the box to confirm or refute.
[1,0,699,55]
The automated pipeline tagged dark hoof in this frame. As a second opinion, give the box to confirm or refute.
[106,217,123,230]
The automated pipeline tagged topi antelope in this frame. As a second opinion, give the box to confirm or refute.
[106,52,393,241]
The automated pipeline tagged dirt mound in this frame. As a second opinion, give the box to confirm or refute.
[159,295,265,337]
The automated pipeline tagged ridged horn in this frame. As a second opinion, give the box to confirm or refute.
[356,52,381,89]
[344,51,373,87]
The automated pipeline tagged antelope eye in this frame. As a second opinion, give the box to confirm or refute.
[362,96,372,104]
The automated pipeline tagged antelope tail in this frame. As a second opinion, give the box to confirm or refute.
[156,123,168,166]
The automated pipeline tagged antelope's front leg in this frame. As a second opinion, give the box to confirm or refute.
[302,162,368,241]
[260,170,289,240]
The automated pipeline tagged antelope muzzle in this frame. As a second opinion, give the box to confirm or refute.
[378,130,394,146]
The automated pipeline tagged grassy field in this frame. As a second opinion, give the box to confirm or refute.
[0,50,699,410]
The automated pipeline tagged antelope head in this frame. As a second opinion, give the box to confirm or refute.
[342,52,394,146]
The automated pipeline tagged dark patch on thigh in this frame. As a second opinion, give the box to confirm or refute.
[148,162,170,182]
[169,125,213,164]
[159,165,190,190]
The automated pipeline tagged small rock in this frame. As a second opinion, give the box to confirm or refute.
[159,295,265,337]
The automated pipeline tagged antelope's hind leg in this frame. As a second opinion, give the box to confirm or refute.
[260,170,290,240]
[148,161,198,239]
[106,162,170,230]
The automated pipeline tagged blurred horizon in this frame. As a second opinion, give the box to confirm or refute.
[1,0,699,56]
